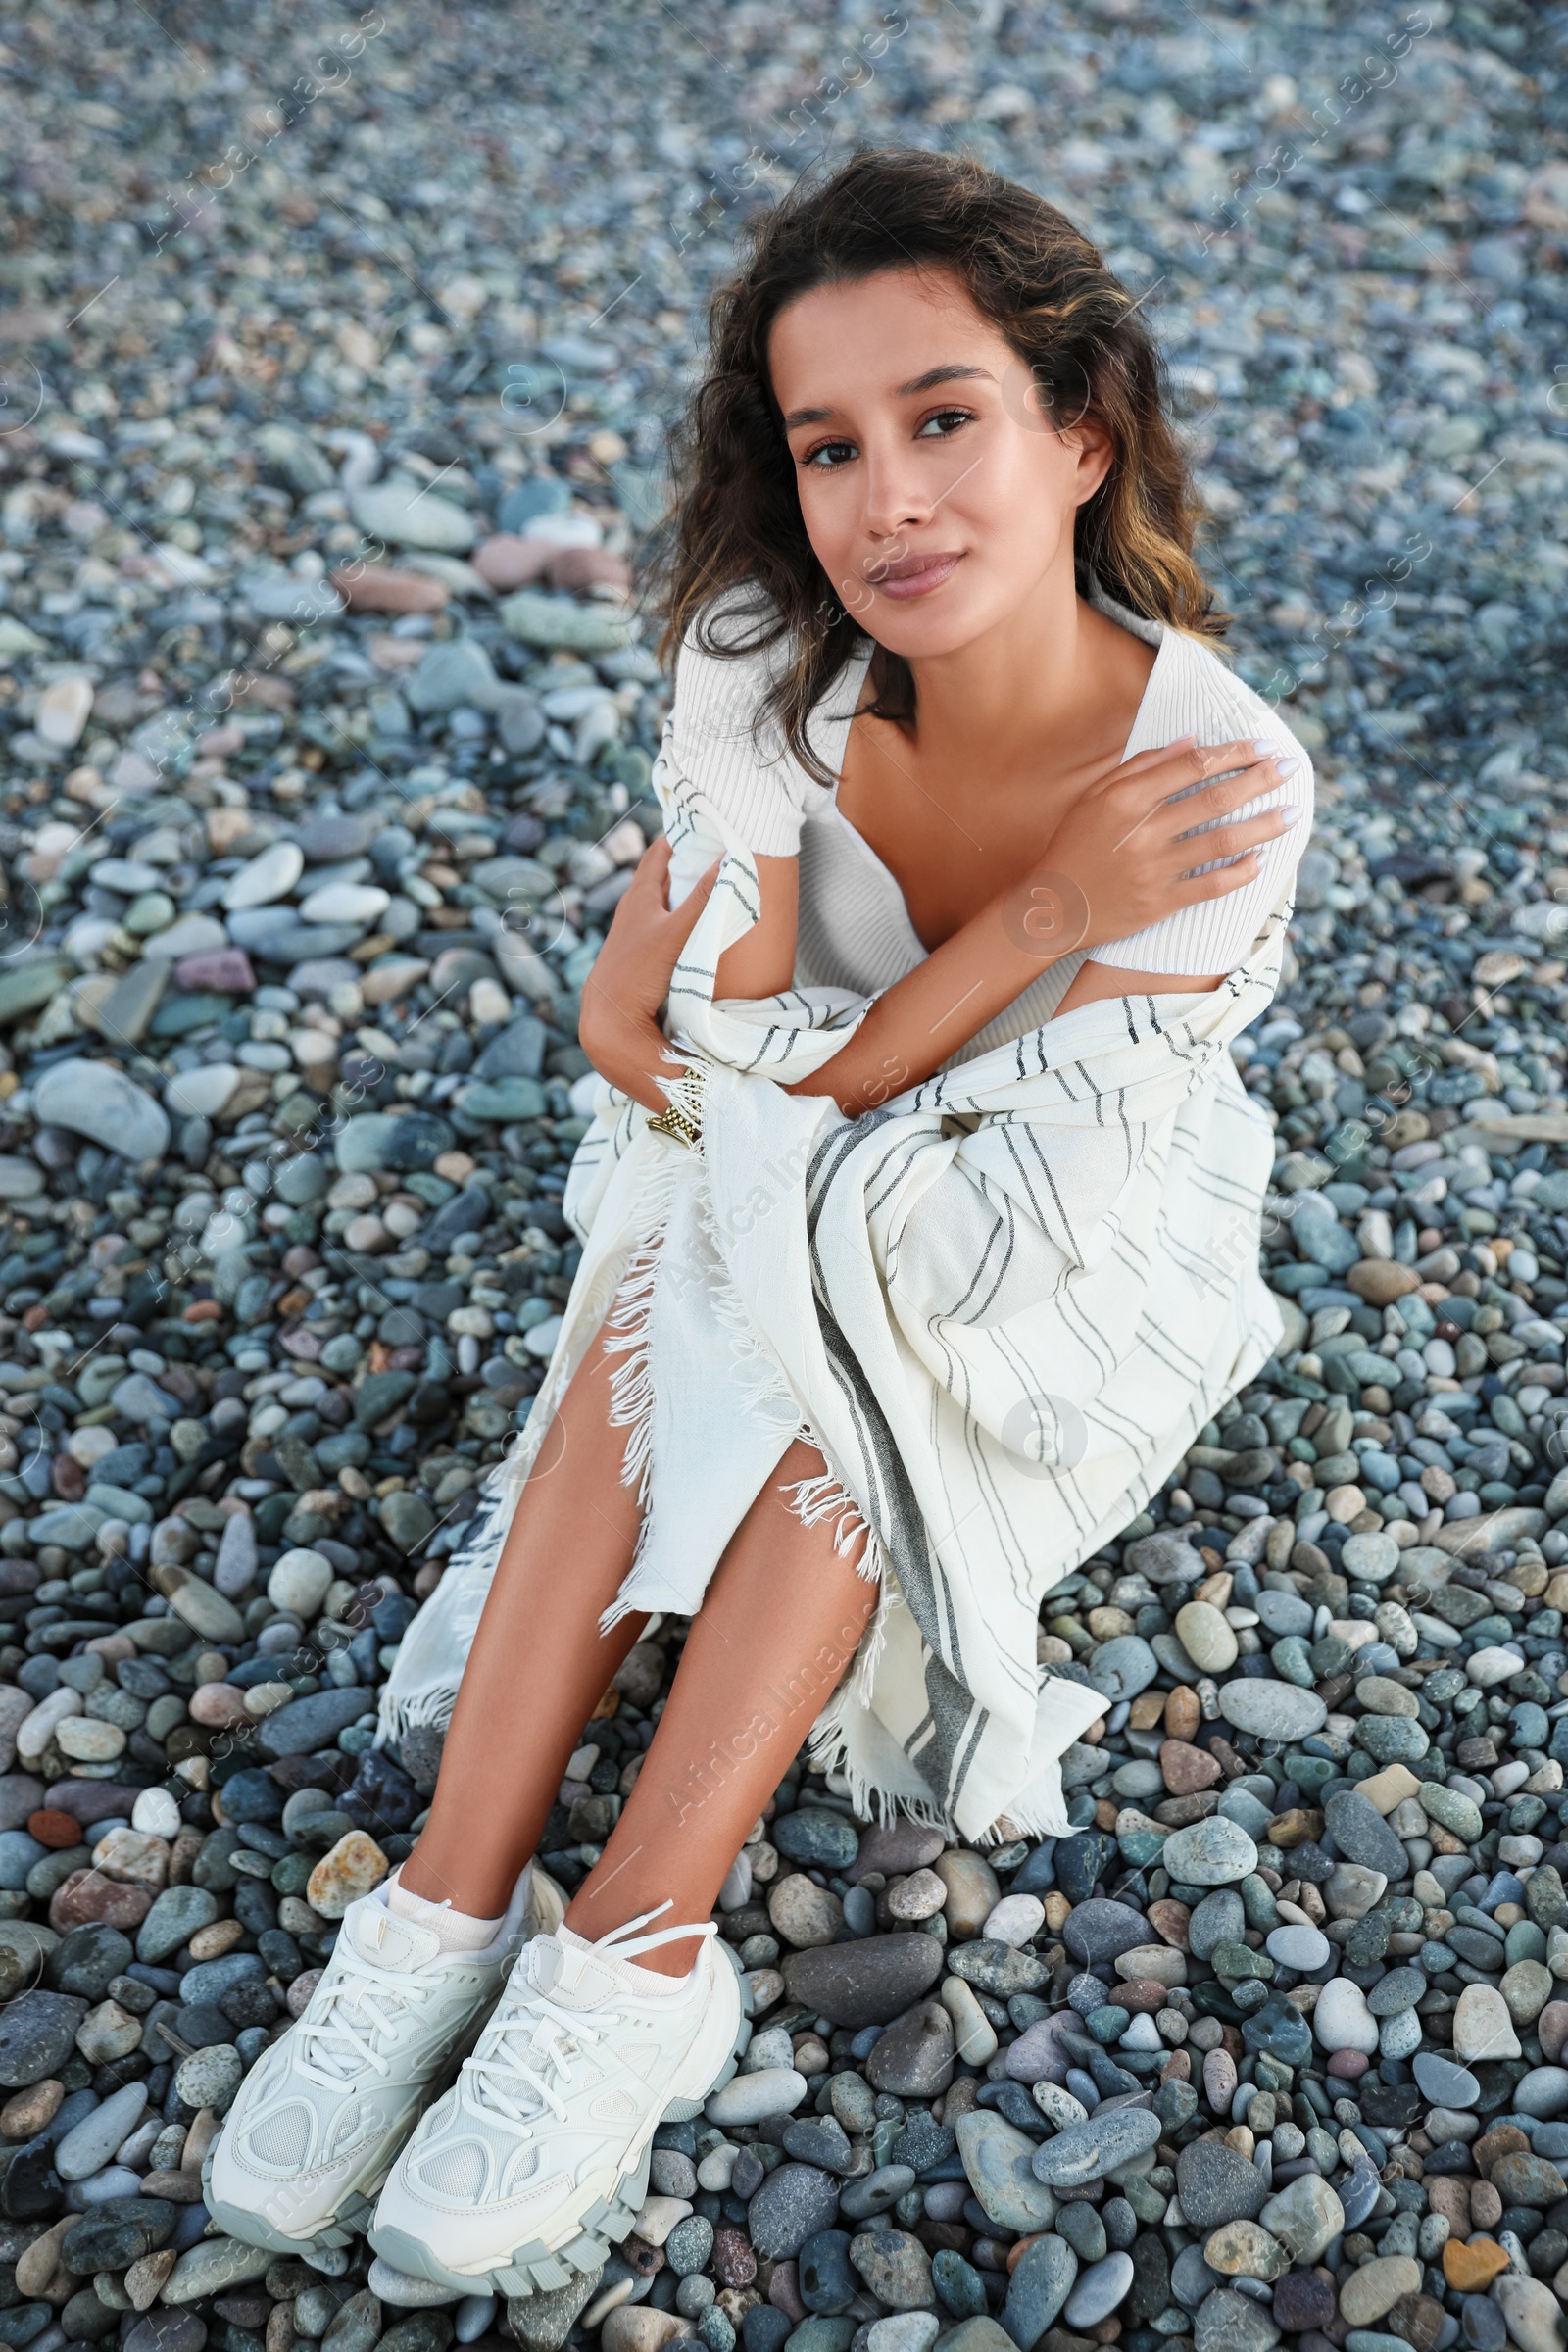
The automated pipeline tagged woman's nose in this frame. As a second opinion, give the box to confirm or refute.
[856,431,938,548]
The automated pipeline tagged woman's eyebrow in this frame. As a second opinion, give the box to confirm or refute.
[783,363,997,430]
[896,363,996,397]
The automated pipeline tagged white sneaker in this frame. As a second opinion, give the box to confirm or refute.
[204,1862,554,2254]
[368,1901,750,2294]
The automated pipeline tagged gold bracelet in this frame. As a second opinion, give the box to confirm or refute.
[647,1102,701,1150]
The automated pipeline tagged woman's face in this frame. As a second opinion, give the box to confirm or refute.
[768,263,1115,658]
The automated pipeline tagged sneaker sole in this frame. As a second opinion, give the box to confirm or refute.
[368,1964,753,2296]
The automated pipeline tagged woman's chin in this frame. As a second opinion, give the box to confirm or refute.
[866,574,1012,661]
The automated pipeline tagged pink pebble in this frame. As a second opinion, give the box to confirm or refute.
[472,533,555,591]
[1203,2046,1238,2112]
[174,948,256,993]
[188,1682,248,1729]
[1327,2047,1370,2079]
[1540,1999,1568,2065]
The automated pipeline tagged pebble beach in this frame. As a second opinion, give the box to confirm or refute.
[0,10,1565,2352]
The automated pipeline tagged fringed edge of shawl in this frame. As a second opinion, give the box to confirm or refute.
[598,1134,685,1512]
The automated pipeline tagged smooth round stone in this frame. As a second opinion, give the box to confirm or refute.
[130,1788,181,1838]
[1412,2051,1479,2109]
[267,1547,334,1618]
[1161,1819,1258,1887]
[1514,2065,1568,2118]
[1492,2278,1565,2352]
[164,1063,240,1119]
[299,883,390,927]
[1086,1636,1159,1702]
[1063,2253,1134,2329]
[1314,1977,1379,2055]
[1177,2137,1269,2231]
[746,2164,844,2261]
[1216,1682,1327,1740]
[1341,1532,1399,1581]
[1452,1983,1521,2062]
[1338,2258,1422,2328]
[706,2068,808,2126]
[54,2082,148,2181]
[1202,2223,1287,2282]
[866,2319,939,2352]
[1459,2297,1508,2352]
[1174,1603,1239,1675]
[1266,1924,1329,1972]
[1258,2173,1345,2264]
[1378,2008,1422,2062]
[983,1895,1045,1948]
[774,1811,859,1871]
[840,2168,915,2224]
[225,841,304,908]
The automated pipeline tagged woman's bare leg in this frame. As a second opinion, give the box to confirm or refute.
[403,1331,879,1967]
[399,1333,649,1917]
[566,1437,878,1978]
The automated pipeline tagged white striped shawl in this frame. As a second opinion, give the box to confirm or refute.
[379,845,1292,1846]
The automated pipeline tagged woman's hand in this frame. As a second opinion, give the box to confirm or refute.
[1014,734,1302,957]
[578,838,718,1113]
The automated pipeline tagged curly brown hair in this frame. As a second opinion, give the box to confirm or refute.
[639,145,1231,789]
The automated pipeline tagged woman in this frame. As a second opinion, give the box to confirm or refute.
[207,148,1312,2295]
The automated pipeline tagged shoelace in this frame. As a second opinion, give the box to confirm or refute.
[296,1930,450,2085]
[462,1898,715,2129]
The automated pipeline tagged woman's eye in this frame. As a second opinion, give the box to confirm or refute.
[800,438,857,470]
[916,407,975,439]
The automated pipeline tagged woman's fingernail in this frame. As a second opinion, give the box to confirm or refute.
[1279,805,1301,823]
[1251,737,1282,756]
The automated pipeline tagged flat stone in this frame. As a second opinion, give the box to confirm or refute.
[1258,2174,1344,2264]
[1061,1900,1152,1969]
[746,2164,843,2261]
[0,1990,85,2086]
[1490,2278,1564,2352]
[1412,2051,1479,2109]
[1338,2260,1422,2328]
[1266,1924,1330,1971]
[1003,2234,1078,2349]
[848,2229,932,2313]
[1194,2288,1280,2352]
[1032,2107,1159,2187]
[1064,2252,1134,2329]
[1162,1819,1258,1886]
[956,2111,1059,2234]
[781,1936,944,2029]
[1215,1684,1327,1740]
[160,2237,274,2303]
[1324,1791,1407,1879]
[1202,2225,1287,2283]
[1452,1983,1521,2062]
[351,482,478,553]
[1175,2139,1269,2230]
[32,1058,170,1161]
[865,2001,954,2100]
[707,2070,808,2127]
[1088,1636,1159,1702]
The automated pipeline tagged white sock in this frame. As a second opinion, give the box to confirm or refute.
[386,1865,514,1955]
[561,1920,706,1998]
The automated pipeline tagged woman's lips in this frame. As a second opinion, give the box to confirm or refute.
[867,551,964,600]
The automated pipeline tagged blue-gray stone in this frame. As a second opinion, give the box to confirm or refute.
[1063,2253,1134,2330]
[1337,2158,1382,2230]
[748,2165,843,2260]
[1087,1638,1158,1703]
[1324,1792,1406,1880]
[1003,2234,1078,2351]
[773,1812,859,1870]
[1032,2107,1158,2187]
